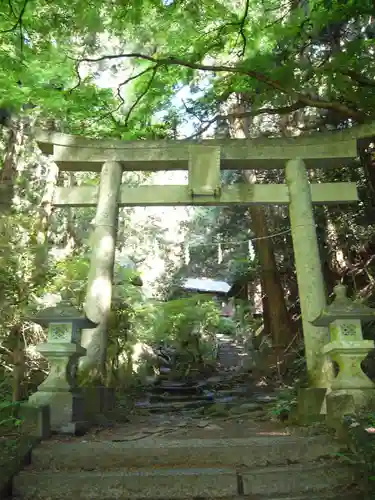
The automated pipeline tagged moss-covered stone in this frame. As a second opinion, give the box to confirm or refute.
[296,387,327,425]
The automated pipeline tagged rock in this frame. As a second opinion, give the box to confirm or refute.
[253,394,277,403]
[157,420,172,426]
[159,367,171,373]
[249,410,267,419]
[205,376,226,386]
[142,426,167,434]
[204,424,223,431]
[112,432,149,441]
[239,402,263,411]
[205,403,230,417]
[197,420,210,428]
[176,421,188,428]
[144,376,158,385]
[92,413,116,427]
[254,415,270,422]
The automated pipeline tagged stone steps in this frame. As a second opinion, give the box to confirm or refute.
[134,391,276,413]
[216,337,251,370]
[134,399,213,412]
[147,393,210,402]
[12,435,361,499]
[12,463,356,499]
[11,339,362,500]
[28,436,342,470]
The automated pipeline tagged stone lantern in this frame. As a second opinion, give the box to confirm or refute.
[311,283,375,415]
[27,301,97,434]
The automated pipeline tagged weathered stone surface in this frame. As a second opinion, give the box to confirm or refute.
[80,161,122,374]
[252,393,278,403]
[326,389,375,427]
[53,182,358,207]
[285,158,335,388]
[29,383,85,433]
[18,403,51,440]
[239,402,263,411]
[246,493,362,500]
[13,462,357,499]
[312,283,375,327]
[326,392,356,431]
[324,342,375,390]
[30,436,341,471]
[189,145,220,196]
[313,284,375,397]
[36,124,374,173]
[82,386,116,423]
[297,387,327,424]
[13,468,237,499]
[203,424,223,431]
[242,463,354,496]
[197,420,210,427]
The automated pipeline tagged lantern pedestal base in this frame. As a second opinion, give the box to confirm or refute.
[323,340,375,390]
[28,390,87,435]
[28,341,87,434]
[296,387,327,424]
[326,389,375,430]
[82,386,116,424]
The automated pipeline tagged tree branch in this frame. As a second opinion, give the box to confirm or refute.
[341,70,375,88]
[1,0,29,34]
[71,64,159,126]
[77,52,367,122]
[185,100,306,139]
[117,65,158,107]
[238,0,250,57]
[8,0,16,18]
[124,66,158,127]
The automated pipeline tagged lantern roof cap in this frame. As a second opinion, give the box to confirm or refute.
[311,283,375,326]
[27,300,98,328]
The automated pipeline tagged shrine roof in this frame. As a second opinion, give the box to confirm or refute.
[181,278,231,294]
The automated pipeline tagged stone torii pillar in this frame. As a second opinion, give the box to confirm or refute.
[285,158,335,421]
[80,161,122,381]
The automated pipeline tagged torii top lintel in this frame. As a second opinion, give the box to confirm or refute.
[34,122,375,173]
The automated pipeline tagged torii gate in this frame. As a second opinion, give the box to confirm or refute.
[35,124,374,392]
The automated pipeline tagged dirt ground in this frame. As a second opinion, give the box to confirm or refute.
[45,406,330,445]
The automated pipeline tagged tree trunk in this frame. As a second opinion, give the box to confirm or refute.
[31,162,60,286]
[248,201,294,348]
[260,275,271,336]
[12,326,25,402]
[227,97,294,368]
[0,119,24,209]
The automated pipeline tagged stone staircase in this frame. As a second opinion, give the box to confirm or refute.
[136,378,213,413]
[10,336,364,499]
[216,334,249,370]
[132,334,253,414]
[12,432,361,499]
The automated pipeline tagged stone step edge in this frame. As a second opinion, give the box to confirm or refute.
[34,435,340,449]
[12,494,361,500]
[13,464,358,500]
[19,462,353,476]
